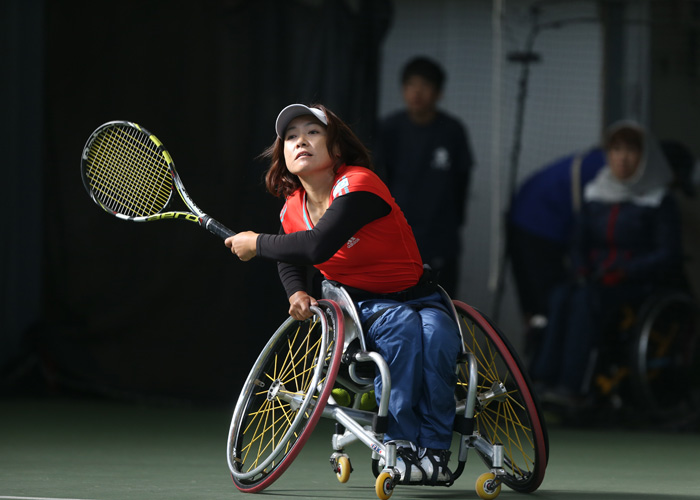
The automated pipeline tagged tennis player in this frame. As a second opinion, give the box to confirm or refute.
[225,103,462,485]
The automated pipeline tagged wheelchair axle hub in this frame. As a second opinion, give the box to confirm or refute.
[478,382,508,406]
[267,379,283,402]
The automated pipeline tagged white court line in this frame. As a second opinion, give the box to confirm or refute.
[0,496,98,500]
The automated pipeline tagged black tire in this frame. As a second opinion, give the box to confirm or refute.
[630,291,700,419]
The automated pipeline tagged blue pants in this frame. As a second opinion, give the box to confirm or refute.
[358,292,461,449]
[530,282,651,394]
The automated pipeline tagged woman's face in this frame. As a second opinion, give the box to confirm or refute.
[282,115,334,178]
[607,142,642,181]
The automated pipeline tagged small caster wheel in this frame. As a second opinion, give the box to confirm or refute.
[335,455,352,483]
[476,472,501,499]
[375,471,395,500]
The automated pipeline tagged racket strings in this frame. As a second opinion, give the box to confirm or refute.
[90,127,171,215]
[89,129,169,216]
[86,125,173,217]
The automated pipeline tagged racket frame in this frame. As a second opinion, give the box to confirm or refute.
[81,120,234,238]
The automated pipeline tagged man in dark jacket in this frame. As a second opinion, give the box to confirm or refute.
[375,56,475,297]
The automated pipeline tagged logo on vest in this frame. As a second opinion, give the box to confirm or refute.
[431,147,451,170]
[346,236,360,248]
[333,176,350,198]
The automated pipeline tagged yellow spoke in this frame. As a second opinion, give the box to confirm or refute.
[290,332,314,395]
[500,400,534,473]
[292,328,322,389]
[279,361,318,392]
[300,322,314,392]
[242,399,272,435]
[504,388,527,412]
[277,322,322,393]
[479,403,535,474]
[651,327,676,357]
[242,399,298,471]
[283,327,307,390]
[233,308,341,480]
[252,401,294,466]
[455,308,542,486]
[279,336,324,390]
[253,395,273,470]
[277,325,303,383]
[478,341,502,384]
[240,396,271,469]
[462,323,500,383]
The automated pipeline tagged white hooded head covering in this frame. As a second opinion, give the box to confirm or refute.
[584,121,673,207]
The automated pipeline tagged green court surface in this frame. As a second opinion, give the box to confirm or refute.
[1,397,699,499]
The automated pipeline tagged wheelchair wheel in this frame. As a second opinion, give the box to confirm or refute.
[630,291,700,418]
[227,299,344,492]
[454,301,548,493]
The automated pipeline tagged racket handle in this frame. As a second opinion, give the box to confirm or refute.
[203,217,236,239]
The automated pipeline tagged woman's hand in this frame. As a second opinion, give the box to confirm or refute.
[288,291,318,321]
[224,231,259,261]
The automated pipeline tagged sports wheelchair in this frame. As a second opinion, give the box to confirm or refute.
[588,288,700,423]
[227,282,549,499]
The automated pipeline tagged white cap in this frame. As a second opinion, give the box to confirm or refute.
[275,104,328,138]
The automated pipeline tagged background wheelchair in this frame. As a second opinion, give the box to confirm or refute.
[226,282,549,499]
[586,288,700,425]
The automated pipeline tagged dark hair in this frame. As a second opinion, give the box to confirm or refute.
[604,125,644,151]
[262,104,374,198]
[401,56,446,91]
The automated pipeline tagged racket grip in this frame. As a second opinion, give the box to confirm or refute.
[204,217,236,239]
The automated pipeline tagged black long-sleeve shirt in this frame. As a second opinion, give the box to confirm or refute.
[256,191,391,297]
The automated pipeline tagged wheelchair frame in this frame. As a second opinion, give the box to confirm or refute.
[226,282,549,499]
[589,288,700,421]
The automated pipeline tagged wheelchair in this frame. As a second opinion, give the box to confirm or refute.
[588,288,700,423]
[226,281,549,499]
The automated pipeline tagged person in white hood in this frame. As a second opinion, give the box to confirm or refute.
[530,121,683,406]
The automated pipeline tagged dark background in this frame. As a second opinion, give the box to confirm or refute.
[7,0,699,410]
[2,0,391,404]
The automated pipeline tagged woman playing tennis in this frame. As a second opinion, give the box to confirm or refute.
[225,103,461,485]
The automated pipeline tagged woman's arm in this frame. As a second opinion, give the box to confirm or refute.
[265,191,391,320]
[257,191,391,264]
[277,260,308,297]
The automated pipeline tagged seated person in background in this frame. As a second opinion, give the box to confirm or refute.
[529,121,683,405]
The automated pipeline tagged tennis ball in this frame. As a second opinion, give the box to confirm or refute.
[359,390,377,411]
[331,388,351,407]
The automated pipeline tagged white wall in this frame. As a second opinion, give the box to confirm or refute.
[377,0,604,350]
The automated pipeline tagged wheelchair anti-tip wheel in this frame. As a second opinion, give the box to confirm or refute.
[334,455,352,483]
[375,471,396,500]
[454,301,549,494]
[475,472,502,500]
[227,300,344,492]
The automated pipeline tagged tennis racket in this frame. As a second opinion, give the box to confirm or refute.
[81,120,235,239]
